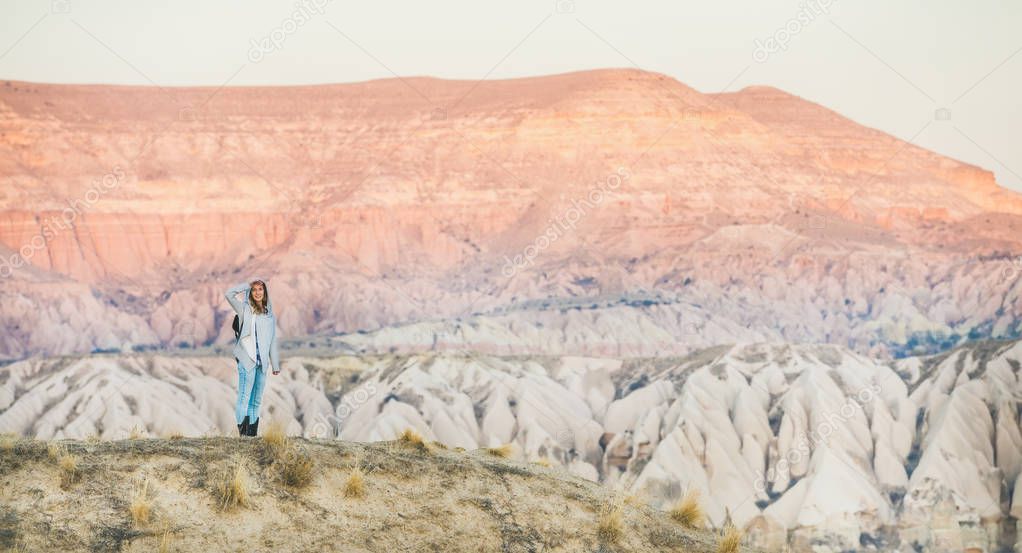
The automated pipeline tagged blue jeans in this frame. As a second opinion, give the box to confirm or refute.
[236,360,267,424]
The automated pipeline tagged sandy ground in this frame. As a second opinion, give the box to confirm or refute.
[0,435,736,553]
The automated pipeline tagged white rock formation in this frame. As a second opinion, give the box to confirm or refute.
[1,339,1019,551]
[0,354,328,439]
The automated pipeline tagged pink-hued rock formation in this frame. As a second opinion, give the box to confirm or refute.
[1,69,1021,361]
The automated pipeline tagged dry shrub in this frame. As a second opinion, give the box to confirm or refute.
[399,428,424,446]
[129,478,152,526]
[279,447,314,489]
[485,444,514,458]
[157,527,172,553]
[214,462,249,511]
[259,421,288,462]
[58,451,80,488]
[262,421,287,449]
[344,465,366,499]
[259,421,313,489]
[597,502,624,544]
[669,488,705,529]
[533,457,553,468]
[0,433,15,453]
[398,428,430,454]
[624,493,646,508]
[47,442,62,461]
[343,453,367,498]
[129,426,146,440]
[717,523,742,553]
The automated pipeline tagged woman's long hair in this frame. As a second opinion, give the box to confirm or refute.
[249,280,269,315]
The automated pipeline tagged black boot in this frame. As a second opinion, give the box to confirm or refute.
[247,418,259,437]
[238,416,250,437]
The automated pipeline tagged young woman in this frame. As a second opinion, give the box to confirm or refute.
[225,279,281,437]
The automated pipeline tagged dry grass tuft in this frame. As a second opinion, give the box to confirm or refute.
[399,428,424,445]
[262,420,287,448]
[164,430,184,440]
[485,443,514,458]
[279,447,314,489]
[669,488,705,529]
[58,451,80,488]
[259,420,288,461]
[256,421,292,469]
[343,465,366,499]
[129,478,152,526]
[213,462,249,511]
[0,433,16,452]
[258,421,314,489]
[596,502,625,544]
[430,440,448,450]
[716,523,742,553]
[398,428,430,453]
[129,426,146,440]
[157,527,172,553]
[624,492,647,508]
[533,457,553,468]
[47,442,62,461]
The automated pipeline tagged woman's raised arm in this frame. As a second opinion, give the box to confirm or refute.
[224,281,250,314]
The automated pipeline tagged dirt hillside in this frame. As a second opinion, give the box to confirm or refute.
[0,433,742,552]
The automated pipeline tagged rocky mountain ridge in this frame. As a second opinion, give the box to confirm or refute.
[2,69,1021,361]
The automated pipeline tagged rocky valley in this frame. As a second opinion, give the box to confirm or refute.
[2,68,1022,552]
[2,339,1020,551]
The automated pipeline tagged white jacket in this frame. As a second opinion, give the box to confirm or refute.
[225,280,281,373]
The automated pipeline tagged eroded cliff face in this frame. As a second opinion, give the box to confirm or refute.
[1,341,1018,552]
[1,69,1021,360]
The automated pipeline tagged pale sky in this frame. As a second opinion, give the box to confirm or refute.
[2,0,1020,191]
